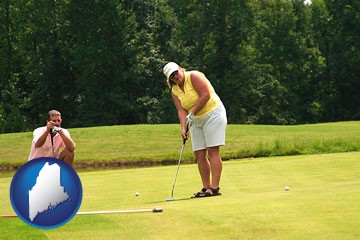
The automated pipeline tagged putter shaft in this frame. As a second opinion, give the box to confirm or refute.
[167,125,189,201]
[170,143,185,198]
[0,208,163,218]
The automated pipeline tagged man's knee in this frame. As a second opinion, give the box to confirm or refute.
[59,148,75,166]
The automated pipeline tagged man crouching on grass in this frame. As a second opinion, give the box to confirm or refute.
[28,110,76,166]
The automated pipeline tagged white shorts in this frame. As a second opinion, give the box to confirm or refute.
[190,104,227,151]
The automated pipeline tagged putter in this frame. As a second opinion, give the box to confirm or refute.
[0,208,163,218]
[77,207,163,215]
[50,128,55,158]
[166,125,189,201]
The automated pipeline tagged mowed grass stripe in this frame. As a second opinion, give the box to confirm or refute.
[0,152,359,239]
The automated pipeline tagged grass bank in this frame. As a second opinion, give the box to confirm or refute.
[1,122,360,170]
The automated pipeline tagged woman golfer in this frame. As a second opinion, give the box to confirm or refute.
[163,62,227,197]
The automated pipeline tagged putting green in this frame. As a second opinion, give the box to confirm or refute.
[0,152,359,239]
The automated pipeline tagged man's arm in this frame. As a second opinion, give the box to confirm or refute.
[58,130,76,152]
[34,127,50,148]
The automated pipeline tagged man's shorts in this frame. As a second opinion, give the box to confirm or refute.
[190,105,227,151]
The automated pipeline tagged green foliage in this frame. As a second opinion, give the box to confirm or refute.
[1,0,360,132]
[0,106,27,133]
[320,0,360,119]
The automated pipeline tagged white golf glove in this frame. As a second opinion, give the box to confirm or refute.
[186,112,195,126]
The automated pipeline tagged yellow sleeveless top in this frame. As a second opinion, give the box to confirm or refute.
[172,71,221,118]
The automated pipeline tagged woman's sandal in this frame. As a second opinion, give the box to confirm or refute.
[203,187,222,197]
[191,188,207,198]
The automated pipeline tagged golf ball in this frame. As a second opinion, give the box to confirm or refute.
[135,192,139,196]
[284,186,290,191]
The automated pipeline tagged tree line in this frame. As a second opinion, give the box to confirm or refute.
[0,0,359,133]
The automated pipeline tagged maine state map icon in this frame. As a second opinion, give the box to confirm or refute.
[10,157,82,229]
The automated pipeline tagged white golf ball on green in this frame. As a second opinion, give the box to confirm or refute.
[135,192,140,196]
[284,186,290,191]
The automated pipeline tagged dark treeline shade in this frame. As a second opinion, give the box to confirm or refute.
[0,0,359,133]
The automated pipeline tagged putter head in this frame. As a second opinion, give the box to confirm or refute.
[152,207,163,212]
[166,197,175,201]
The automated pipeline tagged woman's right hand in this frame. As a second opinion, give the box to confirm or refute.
[181,125,189,142]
